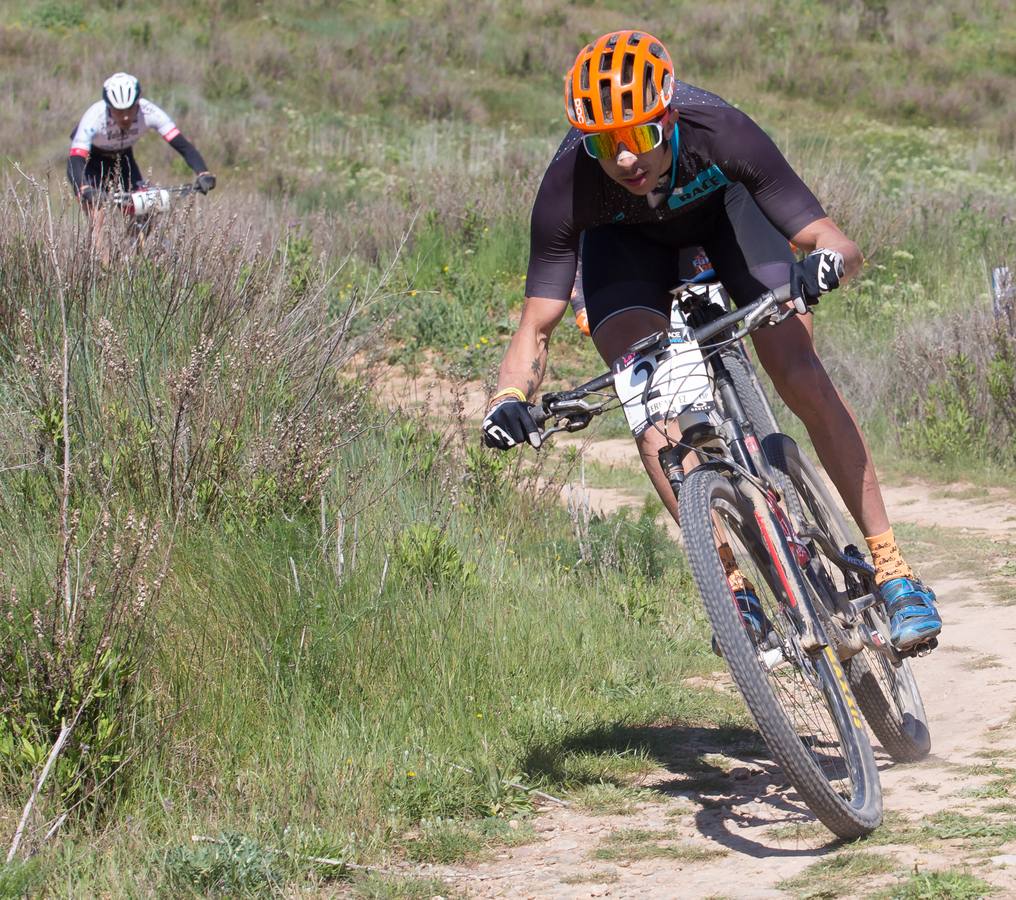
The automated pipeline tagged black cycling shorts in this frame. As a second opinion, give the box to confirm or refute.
[582,182,795,335]
[71,148,145,193]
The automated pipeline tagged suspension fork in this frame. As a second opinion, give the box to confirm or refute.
[712,354,767,478]
[739,476,830,654]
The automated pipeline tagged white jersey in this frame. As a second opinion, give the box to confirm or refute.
[69,98,180,158]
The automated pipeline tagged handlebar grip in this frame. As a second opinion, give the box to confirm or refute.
[771,283,792,303]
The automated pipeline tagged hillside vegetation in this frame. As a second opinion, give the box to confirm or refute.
[6,0,1012,467]
[0,0,1014,894]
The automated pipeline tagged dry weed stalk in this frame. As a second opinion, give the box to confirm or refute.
[1,187,175,863]
[0,181,407,861]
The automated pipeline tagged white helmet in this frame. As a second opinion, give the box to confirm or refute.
[102,72,140,109]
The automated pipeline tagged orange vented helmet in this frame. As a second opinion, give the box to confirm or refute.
[565,31,674,132]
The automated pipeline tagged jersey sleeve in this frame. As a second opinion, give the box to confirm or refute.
[711,109,827,239]
[141,99,180,142]
[69,102,103,157]
[524,151,583,302]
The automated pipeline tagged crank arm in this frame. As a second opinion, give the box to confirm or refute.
[847,592,880,617]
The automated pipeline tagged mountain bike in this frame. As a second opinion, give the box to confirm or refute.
[529,281,931,838]
[89,182,202,259]
[679,274,933,765]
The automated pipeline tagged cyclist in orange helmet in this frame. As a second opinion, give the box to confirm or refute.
[482,30,940,653]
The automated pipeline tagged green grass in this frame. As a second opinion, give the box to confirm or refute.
[766,821,831,845]
[776,850,898,899]
[351,874,462,899]
[876,869,996,899]
[568,783,658,816]
[401,817,536,863]
[561,869,621,885]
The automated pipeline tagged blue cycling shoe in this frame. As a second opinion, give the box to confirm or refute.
[712,590,771,656]
[880,577,942,651]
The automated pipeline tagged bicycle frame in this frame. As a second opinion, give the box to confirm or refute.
[533,282,894,661]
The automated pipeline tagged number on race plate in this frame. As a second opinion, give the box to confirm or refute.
[611,327,715,437]
[131,189,171,215]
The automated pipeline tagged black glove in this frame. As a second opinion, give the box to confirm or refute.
[789,249,845,314]
[79,186,107,207]
[195,172,217,194]
[482,398,542,450]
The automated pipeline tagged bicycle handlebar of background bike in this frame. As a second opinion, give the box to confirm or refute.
[110,182,200,206]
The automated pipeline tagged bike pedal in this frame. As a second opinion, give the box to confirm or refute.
[899,637,939,659]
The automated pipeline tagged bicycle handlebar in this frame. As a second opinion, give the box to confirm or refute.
[531,283,796,434]
[109,182,200,207]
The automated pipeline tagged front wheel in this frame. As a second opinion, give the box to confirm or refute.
[680,468,882,838]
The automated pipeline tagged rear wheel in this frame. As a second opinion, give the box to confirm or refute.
[680,468,882,838]
[763,434,931,763]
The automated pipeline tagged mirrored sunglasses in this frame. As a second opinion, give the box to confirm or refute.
[582,122,665,159]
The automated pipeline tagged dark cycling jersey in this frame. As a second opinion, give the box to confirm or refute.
[525,81,826,303]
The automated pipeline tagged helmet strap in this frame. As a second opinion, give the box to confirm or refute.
[665,123,680,194]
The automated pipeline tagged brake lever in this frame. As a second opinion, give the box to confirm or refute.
[741,293,781,332]
[541,414,593,440]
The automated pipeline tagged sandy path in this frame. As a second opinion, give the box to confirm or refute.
[424,442,1016,899]
[379,368,1016,897]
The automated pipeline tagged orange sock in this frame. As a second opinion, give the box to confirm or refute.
[864,527,914,585]
[718,543,755,594]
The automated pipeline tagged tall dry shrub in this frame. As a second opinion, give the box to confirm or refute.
[0,182,398,860]
[890,306,1016,466]
[0,184,395,523]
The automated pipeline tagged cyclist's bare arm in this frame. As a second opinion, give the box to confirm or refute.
[493,296,569,399]
[791,217,863,281]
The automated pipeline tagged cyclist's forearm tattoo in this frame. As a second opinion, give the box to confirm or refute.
[525,353,546,398]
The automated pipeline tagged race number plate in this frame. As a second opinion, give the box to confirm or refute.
[612,329,714,437]
[131,188,170,215]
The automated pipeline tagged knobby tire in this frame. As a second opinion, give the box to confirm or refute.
[680,468,883,838]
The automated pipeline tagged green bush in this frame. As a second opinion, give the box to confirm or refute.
[27,1,85,30]
[0,859,45,899]
[162,832,285,895]
[905,353,987,464]
[392,522,476,589]
[896,322,1016,468]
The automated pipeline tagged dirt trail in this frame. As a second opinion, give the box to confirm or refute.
[429,437,1016,898]
[381,370,1016,896]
